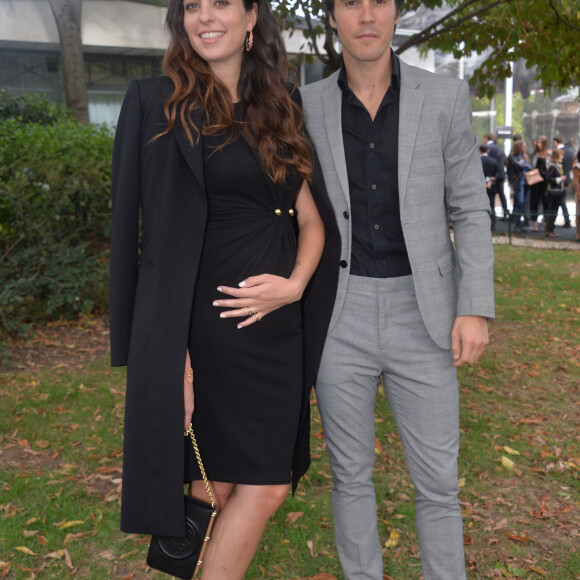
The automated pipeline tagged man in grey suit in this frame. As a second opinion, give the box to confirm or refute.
[300,0,494,578]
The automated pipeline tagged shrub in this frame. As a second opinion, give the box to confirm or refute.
[0,108,114,340]
[0,89,71,125]
[0,118,113,249]
[0,244,108,336]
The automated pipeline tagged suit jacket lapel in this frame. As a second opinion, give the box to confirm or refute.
[173,108,205,191]
[398,61,424,209]
[322,75,351,211]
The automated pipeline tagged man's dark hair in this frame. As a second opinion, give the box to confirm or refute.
[479,143,489,154]
[325,0,405,21]
[553,135,563,144]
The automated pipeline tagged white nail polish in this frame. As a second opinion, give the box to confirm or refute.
[239,281,246,287]
[213,301,219,306]
[217,287,222,292]
[220,313,227,318]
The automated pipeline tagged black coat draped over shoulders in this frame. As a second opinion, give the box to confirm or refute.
[109,76,340,536]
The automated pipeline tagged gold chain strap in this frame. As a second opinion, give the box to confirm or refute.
[184,423,216,508]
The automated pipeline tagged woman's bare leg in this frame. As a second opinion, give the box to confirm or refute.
[194,483,289,580]
[189,480,234,513]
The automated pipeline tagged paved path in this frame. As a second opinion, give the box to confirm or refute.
[490,212,579,250]
[491,216,579,250]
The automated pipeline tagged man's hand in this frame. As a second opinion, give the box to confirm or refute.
[451,315,489,367]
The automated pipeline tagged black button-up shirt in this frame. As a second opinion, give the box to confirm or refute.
[339,53,411,278]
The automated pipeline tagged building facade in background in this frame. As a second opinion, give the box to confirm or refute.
[0,0,432,125]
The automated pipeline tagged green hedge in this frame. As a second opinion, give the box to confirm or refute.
[0,89,70,125]
[0,93,114,340]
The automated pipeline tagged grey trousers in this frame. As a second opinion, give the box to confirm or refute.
[316,275,466,580]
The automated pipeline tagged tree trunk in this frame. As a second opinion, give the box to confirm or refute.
[48,0,89,124]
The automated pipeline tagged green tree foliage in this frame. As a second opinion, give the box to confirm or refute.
[273,0,580,95]
[0,92,113,338]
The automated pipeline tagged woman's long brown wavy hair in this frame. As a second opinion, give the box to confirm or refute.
[159,0,312,184]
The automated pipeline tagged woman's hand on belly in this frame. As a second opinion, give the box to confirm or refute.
[213,274,303,329]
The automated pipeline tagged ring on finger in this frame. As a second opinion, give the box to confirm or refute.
[254,312,262,322]
[246,306,254,316]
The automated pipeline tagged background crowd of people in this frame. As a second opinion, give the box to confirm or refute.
[479,132,579,241]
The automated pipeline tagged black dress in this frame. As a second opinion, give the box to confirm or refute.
[186,118,304,485]
[529,156,547,222]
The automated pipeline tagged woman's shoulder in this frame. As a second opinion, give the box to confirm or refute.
[130,76,174,100]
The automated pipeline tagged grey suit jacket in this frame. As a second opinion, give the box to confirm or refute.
[300,59,495,350]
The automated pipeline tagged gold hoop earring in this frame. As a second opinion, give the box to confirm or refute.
[245,30,253,52]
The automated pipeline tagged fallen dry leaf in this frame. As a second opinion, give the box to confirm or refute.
[384,529,399,548]
[501,456,514,470]
[64,531,93,545]
[503,446,520,455]
[14,547,36,556]
[504,532,531,543]
[0,562,11,578]
[286,511,304,525]
[56,520,84,530]
[531,499,553,519]
[485,518,508,531]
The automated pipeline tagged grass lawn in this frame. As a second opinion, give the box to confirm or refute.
[1,245,579,579]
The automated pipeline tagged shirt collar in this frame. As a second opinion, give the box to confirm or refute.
[337,50,400,94]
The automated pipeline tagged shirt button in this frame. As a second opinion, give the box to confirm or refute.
[369,143,375,149]
[374,224,380,230]
[371,184,377,190]
[343,211,350,219]
[340,260,348,268]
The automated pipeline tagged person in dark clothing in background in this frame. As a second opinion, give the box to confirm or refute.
[507,139,530,233]
[544,148,566,238]
[480,143,500,230]
[553,136,572,228]
[484,132,508,219]
[529,136,549,231]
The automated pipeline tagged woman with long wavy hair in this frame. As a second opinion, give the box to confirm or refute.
[529,135,550,231]
[109,0,339,576]
[507,139,531,232]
